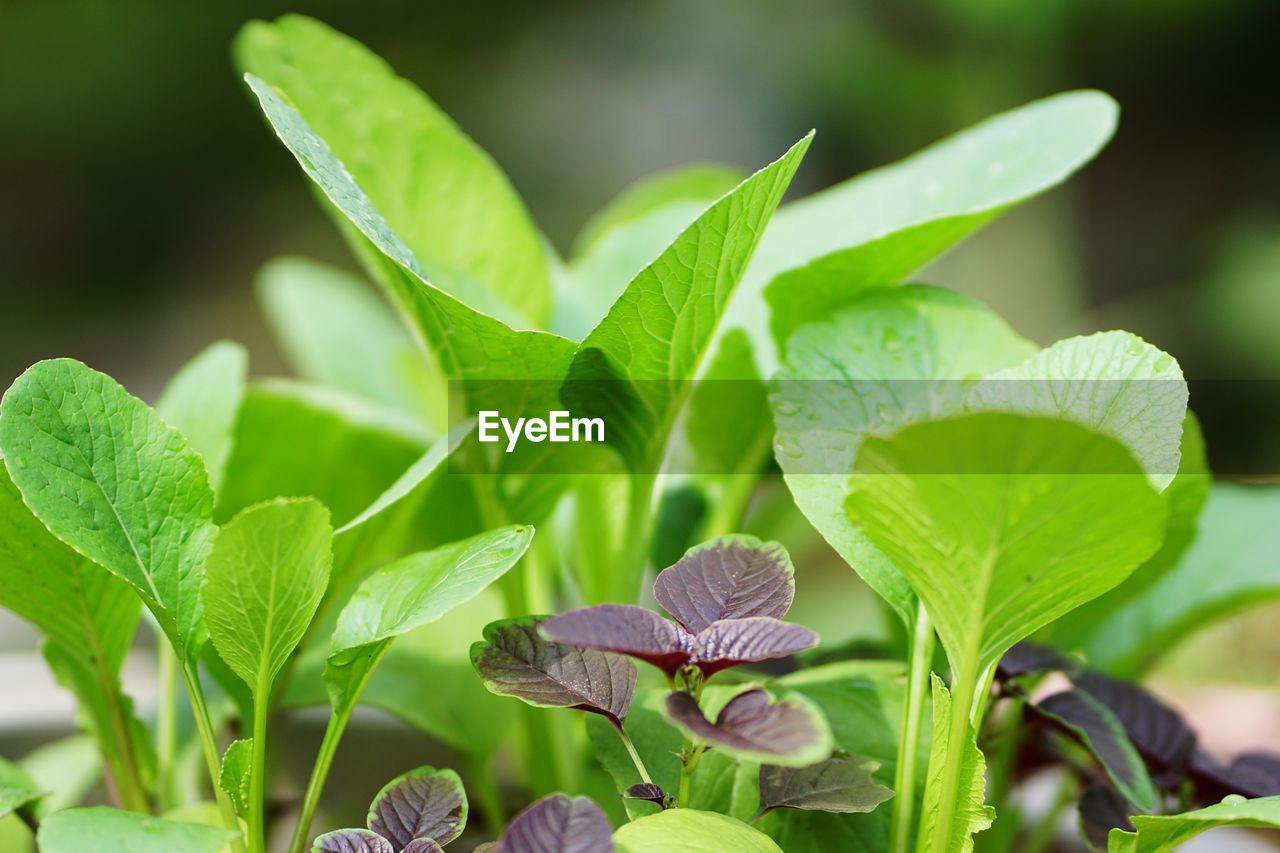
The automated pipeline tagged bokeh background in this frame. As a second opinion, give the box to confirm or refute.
[2,0,1278,849]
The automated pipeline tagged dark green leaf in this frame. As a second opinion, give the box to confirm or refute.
[758,754,893,816]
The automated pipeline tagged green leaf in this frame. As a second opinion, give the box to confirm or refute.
[1031,690,1156,810]
[19,736,102,819]
[1044,412,1210,663]
[1066,484,1280,676]
[218,740,252,818]
[217,379,427,527]
[559,164,748,340]
[917,675,993,853]
[37,807,236,853]
[613,808,782,852]
[156,341,248,496]
[256,257,443,427]
[324,526,534,717]
[733,90,1118,370]
[236,15,551,328]
[0,757,41,822]
[564,133,811,471]
[685,328,771,476]
[240,72,577,427]
[1108,795,1280,853]
[204,498,332,692]
[573,164,748,258]
[968,331,1187,491]
[0,359,217,661]
[772,285,1038,626]
[846,413,1165,677]
[758,754,893,816]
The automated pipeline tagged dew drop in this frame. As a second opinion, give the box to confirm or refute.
[1222,794,1247,807]
[882,328,902,353]
[774,400,800,416]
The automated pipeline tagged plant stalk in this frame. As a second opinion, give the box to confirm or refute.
[467,753,506,831]
[248,675,271,853]
[155,640,179,812]
[923,658,980,853]
[287,706,351,853]
[677,741,705,807]
[889,602,934,853]
[181,659,246,853]
[615,726,653,785]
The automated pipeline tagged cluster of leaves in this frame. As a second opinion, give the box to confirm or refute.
[2,11,1279,853]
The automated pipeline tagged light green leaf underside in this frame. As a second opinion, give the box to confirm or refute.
[558,164,748,340]
[324,526,534,715]
[219,739,253,818]
[917,675,993,853]
[0,359,217,660]
[846,413,1165,674]
[613,808,782,852]
[1043,412,1209,669]
[37,807,236,853]
[19,736,101,820]
[204,498,332,690]
[1068,484,1280,676]
[242,72,577,425]
[0,758,41,822]
[217,379,426,527]
[727,89,1118,372]
[1109,796,1280,853]
[968,330,1186,491]
[157,340,248,496]
[236,14,551,327]
[565,133,811,471]
[772,285,1038,626]
[256,257,444,428]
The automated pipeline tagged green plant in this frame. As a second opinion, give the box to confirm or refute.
[2,13,1278,853]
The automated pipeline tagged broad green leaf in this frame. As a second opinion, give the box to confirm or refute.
[19,736,101,819]
[0,460,145,806]
[917,676,993,853]
[156,341,248,496]
[573,164,748,258]
[558,164,748,340]
[1108,795,1280,853]
[204,498,332,693]
[0,359,217,661]
[0,758,41,822]
[730,90,1118,371]
[1067,484,1280,676]
[219,740,252,818]
[968,331,1187,491]
[257,257,443,427]
[218,379,426,526]
[613,808,782,852]
[37,807,236,853]
[772,285,1038,626]
[241,73,577,429]
[1044,413,1209,664]
[846,413,1165,678]
[236,15,551,327]
[324,526,534,718]
[564,133,811,472]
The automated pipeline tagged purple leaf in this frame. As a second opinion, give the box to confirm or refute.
[1072,671,1196,780]
[472,616,637,726]
[402,841,444,853]
[1190,750,1280,800]
[653,536,795,632]
[499,794,614,853]
[367,766,467,849]
[313,829,395,853]
[1031,690,1156,810]
[665,689,832,766]
[692,617,817,676]
[541,606,688,675]
[1077,785,1134,850]
[623,783,667,807]
[758,754,893,816]
[996,642,1076,681]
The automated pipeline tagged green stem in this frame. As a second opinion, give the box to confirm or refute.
[181,660,245,853]
[467,753,506,831]
[889,602,934,853]
[677,741,705,807]
[970,661,998,728]
[924,659,980,853]
[1022,773,1075,853]
[287,706,351,853]
[248,675,270,853]
[616,726,653,785]
[155,640,179,812]
[617,472,658,600]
